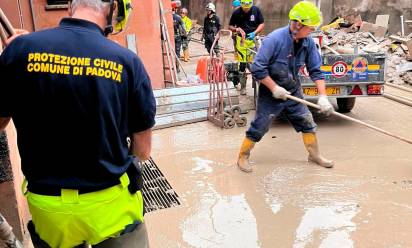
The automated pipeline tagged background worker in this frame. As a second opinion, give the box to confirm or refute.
[0,0,156,246]
[229,0,264,95]
[180,7,192,62]
[203,3,221,54]
[172,0,186,71]
[237,1,334,173]
[231,0,241,64]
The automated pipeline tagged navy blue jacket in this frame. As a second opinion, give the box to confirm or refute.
[0,18,156,192]
[251,25,324,96]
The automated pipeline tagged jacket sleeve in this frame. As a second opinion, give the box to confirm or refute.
[0,43,17,117]
[305,39,325,82]
[251,35,278,80]
[203,18,207,37]
[216,16,221,31]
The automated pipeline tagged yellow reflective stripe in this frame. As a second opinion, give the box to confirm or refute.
[368,65,380,70]
[321,66,332,71]
[321,65,379,71]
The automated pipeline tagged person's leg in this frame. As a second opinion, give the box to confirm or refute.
[238,96,284,172]
[283,97,334,168]
[93,223,149,248]
[239,62,247,95]
[204,38,211,54]
[182,38,189,62]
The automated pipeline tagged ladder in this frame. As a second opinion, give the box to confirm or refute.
[158,0,178,87]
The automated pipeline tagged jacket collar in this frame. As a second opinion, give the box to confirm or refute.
[59,18,104,36]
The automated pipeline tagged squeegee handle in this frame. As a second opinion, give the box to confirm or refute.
[285,94,412,145]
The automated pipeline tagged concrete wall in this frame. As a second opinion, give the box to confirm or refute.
[184,0,412,35]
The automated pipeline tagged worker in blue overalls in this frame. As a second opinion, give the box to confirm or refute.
[237,1,334,173]
[0,0,156,247]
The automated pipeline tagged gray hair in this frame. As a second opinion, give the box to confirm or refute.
[70,0,110,13]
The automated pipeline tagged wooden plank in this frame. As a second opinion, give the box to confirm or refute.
[375,15,389,28]
[154,109,208,129]
[389,35,410,43]
[407,39,412,57]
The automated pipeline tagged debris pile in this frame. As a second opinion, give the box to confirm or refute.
[320,14,412,86]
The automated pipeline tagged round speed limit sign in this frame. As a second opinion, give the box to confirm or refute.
[331,61,348,78]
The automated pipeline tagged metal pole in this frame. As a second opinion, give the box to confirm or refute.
[285,94,412,145]
[401,15,405,37]
[0,8,16,36]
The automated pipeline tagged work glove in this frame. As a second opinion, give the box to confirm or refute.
[246,31,255,40]
[317,95,334,115]
[272,85,291,101]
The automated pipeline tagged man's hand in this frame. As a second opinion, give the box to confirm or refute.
[272,85,290,101]
[317,95,333,115]
[236,27,246,39]
[6,29,29,46]
[246,31,255,40]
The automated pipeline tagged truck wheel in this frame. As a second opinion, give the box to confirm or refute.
[337,98,356,113]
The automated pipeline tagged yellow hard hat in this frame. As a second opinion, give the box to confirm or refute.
[113,0,133,33]
[240,0,253,8]
[289,1,323,27]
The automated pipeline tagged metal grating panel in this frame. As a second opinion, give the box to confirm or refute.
[141,157,180,213]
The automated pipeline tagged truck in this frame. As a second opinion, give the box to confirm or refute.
[298,53,387,113]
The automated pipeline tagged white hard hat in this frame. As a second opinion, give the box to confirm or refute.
[206,3,216,12]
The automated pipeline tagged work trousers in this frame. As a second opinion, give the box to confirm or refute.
[30,222,149,248]
[181,33,191,51]
[26,174,146,248]
[175,36,182,58]
[246,90,317,142]
[204,36,219,55]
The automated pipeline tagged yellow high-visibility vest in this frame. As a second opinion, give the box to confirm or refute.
[181,16,193,33]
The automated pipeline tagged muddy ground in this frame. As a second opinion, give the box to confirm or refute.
[145,95,412,247]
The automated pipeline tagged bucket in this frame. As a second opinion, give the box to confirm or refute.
[196,56,209,83]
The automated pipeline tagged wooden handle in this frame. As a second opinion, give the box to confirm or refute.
[285,94,412,145]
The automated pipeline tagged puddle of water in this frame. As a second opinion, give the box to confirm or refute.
[192,157,214,174]
[294,202,359,248]
[266,198,282,215]
[182,184,260,248]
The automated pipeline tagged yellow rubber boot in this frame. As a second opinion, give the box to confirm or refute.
[183,49,189,62]
[302,133,334,168]
[237,137,255,173]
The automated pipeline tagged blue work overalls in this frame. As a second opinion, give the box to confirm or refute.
[247,25,325,142]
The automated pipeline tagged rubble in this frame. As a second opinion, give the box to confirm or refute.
[320,16,412,87]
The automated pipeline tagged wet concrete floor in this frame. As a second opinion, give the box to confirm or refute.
[145,96,412,247]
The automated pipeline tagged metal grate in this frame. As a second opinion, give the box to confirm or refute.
[141,157,180,213]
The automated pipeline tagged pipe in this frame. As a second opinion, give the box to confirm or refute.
[383,93,412,107]
[29,0,37,31]
[285,94,412,145]
[0,8,16,36]
[386,82,412,93]
[401,15,405,37]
